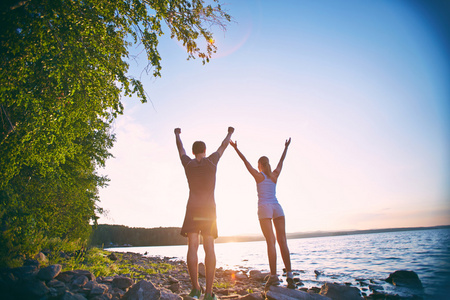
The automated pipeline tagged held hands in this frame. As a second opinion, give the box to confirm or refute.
[174,128,181,135]
[228,127,235,134]
[285,137,291,147]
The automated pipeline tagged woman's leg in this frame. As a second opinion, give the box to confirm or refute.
[259,218,277,275]
[273,216,292,273]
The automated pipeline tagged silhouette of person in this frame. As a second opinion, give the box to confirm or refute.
[230,138,295,289]
[175,127,234,300]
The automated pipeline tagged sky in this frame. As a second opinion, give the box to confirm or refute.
[97,0,450,237]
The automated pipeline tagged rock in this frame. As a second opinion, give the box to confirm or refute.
[72,275,89,288]
[368,284,383,291]
[58,270,95,283]
[35,252,48,263]
[57,271,75,283]
[73,269,96,281]
[240,292,265,300]
[108,253,118,261]
[236,289,250,295]
[216,288,231,295]
[48,279,67,297]
[61,290,88,300]
[123,280,161,300]
[90,283,109,296]
[113,276,134,289]
[250,270,269,282]
[235,272,248,281]
[198,263,206,277]
[167,275,179,284]
[169,282,181,293]
[17,277,50,299]
[385,270,423,289]
[160,287,183,300]
[12,263,39,279]
[37,264,62,281]
[266,285,332,300]
[98,276,115,284]
[23,259,40,267]
[319,283,362,300]
[221,295,240,299]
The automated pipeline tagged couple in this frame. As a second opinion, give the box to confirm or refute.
[174,127,295,300]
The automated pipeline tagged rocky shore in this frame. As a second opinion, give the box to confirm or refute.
[0,251,425,300]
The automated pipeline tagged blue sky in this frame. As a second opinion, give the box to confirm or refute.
[98,0,449,236]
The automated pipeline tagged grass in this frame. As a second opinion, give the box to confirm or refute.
[40,245,177,278]
[214,281,235,289]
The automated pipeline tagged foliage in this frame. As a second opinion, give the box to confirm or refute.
[214,281,234,289]
[0,0,230,267]
[43,247,176,278]
[90,224,186,247]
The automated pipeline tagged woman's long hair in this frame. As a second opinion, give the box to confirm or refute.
[258,156,272,177]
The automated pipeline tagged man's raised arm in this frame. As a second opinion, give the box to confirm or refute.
[216,127,234,157]
[174,128,186,158]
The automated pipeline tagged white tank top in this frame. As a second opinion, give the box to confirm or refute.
[256,172,278,205]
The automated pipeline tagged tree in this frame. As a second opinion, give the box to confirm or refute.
[0,0,231,266]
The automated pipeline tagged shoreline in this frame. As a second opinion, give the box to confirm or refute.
[104,250,428,300]
[1,248,431,299]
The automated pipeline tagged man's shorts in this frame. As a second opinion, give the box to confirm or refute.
[181,205,218,239]
[258,203,285,219]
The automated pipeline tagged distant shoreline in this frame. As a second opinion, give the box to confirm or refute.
[215,224,450,244]
[97,224,450,248]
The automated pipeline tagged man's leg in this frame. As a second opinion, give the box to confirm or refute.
[202,235,216,296]
[187,233,201,292]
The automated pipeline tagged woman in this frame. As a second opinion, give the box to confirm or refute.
[230,138,295,289]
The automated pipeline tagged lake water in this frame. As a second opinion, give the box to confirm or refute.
[108,228,450,299]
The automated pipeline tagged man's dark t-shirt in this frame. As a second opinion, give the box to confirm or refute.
[180,152,220,238]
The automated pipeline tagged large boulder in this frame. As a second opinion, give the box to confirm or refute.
[37,264,62,281]
[123,280,161,300]
[319,283,362,300]
[385,270,423,289]
[266,285,331,300]
[16,277,50,299]
[113,276,134,289]
[11,260,40,279]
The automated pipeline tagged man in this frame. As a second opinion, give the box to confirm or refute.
[174,127,234,300]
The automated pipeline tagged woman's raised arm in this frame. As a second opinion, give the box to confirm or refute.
[273,138,291,177]
[230,140,263,182]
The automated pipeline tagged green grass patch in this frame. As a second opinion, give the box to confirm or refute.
[214,281,235,289]
[43,247,178,278]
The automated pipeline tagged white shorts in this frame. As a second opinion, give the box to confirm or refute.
[258,203,285,219]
